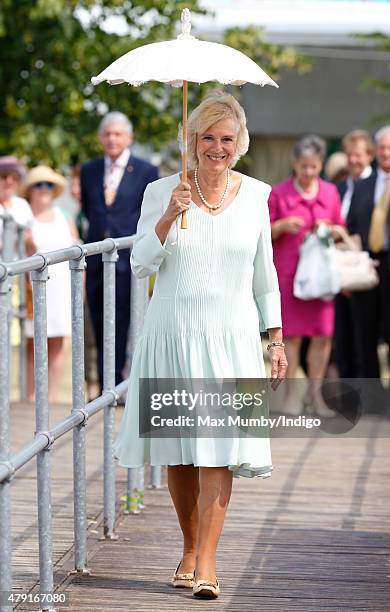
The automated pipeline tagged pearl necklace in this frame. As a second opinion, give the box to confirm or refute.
[194,168,230,211]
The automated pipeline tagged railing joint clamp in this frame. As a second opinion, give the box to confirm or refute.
[36,252,51,270]
[74,407,89,426]
[75,243,87,259]
[102,239,119,262]
[0,262,9,284]
[69,249,86,270]
[106,237,117,251]
[36,430,55,450]
[0,460,15,482]
[102,389,119,406]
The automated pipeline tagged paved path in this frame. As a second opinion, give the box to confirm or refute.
[9,399,390,611]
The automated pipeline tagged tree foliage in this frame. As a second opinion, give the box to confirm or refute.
[0,0,207,166]
[0,2,311,167]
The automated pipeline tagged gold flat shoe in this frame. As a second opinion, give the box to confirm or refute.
[171,562,195,588]
[192,577,220,599]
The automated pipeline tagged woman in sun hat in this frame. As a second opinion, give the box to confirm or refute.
[22,165,79,403]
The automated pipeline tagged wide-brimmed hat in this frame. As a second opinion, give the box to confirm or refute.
[21,165,66,199]
[0,156,27,181]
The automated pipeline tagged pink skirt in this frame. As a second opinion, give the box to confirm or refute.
[279,275,335,337]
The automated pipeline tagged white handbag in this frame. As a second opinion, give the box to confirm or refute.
[293,225,379,302]
[293,224,340,301]
[332,226,379,292]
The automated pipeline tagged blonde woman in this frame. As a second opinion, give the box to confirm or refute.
[114,92,287,598]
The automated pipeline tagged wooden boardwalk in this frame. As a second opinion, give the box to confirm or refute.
[8,400,390,611]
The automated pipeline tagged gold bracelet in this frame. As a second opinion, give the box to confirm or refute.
[266,341,285,351]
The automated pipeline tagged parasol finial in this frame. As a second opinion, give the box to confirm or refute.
[179,8,192,39]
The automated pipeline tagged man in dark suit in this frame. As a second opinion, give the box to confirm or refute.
[81,112,158,389]
[334,130,374,378]
[347,126,390,380]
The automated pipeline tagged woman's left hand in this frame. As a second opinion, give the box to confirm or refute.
[269,346,288,382]
[315,219,343,241]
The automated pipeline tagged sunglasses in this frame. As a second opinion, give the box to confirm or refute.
[32,182,56,190]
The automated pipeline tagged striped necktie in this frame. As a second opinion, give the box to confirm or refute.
[368,175,390,253]
[104,161,119,207]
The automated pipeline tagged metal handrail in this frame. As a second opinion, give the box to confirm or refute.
[0,232,156,612]
[0,380,128,484]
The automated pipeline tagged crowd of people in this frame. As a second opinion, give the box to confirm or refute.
[271,127,390,412]
[0,110,389,407]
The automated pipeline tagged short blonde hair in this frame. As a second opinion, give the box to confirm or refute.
[342,129,375,157]
[182,91,249,170]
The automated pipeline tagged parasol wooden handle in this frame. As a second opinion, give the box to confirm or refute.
[181,80,188,229]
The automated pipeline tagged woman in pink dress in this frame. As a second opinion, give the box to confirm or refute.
[269,136,344,414]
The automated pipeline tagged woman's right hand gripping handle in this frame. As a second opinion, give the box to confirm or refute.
[155,181,191,244]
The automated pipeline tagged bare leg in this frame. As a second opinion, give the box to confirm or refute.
[285,336,302,377]
[47,337,66,403]
[307,336,332,379]
[196,466,233,582]
[167,465,199,574]
[27,338,35,402]
[306,336,334,416]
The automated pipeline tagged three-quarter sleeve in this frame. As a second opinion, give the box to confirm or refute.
[268,188,281,224]
[253,188,282,332]
[130,182,172,279]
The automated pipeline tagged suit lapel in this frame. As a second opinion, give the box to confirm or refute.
[96,158,106,207]
[337,180,347,201]
[352,172,377,227]
[365,172,377,214]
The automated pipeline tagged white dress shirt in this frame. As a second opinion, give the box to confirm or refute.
[104,148,131,206]
[374,167,390,250]
[341,165,372,220]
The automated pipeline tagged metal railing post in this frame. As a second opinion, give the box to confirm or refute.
[125,275,149,511]
[31,263,55,611]
[150,466,162,489]
[123,469,141,515]
[138,467,145,509]
[16,227,27,401]
[102,245,118,539]
[0,268,12,612]
[1,217,16,395]
[1,216,16,263]
[69,253,90,574]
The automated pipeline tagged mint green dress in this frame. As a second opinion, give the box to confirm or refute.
[113,173,282,478]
